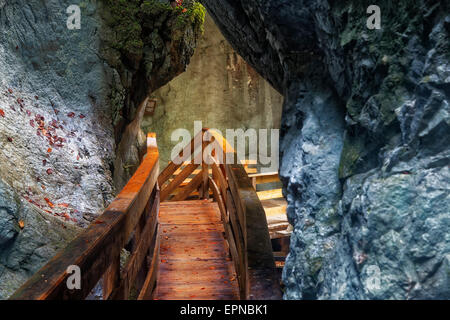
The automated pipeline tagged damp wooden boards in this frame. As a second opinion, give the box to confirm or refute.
[154,200,239,300]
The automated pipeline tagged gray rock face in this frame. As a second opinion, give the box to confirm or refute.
[0,183,19,248]
[0,0,203,298]
[203,0,450,299]
[280,68,346,300]
[0,179,80,298]
[0,1,116,298]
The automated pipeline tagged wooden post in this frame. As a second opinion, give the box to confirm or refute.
[102,256,121,300]
[201,137,209,199]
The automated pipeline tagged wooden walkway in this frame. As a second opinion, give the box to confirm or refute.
[10,129,281,301]
[155,200,239,300]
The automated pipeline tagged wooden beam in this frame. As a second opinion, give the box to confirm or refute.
[226,166,247,243]
[201,139,209,200]
[137,226,160,300]
[248,171,279,178]
[169,188,212,198]
[211,162,228,204]
[171,173,203,201]
[160,163,199,201]
[226,189,248,300]
[244,168,258,174]
[264,204,287,216]
[257,189,283,201]
[109,188,160,299]
[158,129,205,187]
[240,159,257,166]
[206,129,235,156]
[209,177,227,224]
[102,255,120,300]
[248,172,280,186]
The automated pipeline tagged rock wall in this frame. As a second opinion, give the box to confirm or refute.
[0,0,204,298]
[142,14,283,166]
[202,0,450,299]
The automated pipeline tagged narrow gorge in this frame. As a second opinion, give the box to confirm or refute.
[0,0,449,300]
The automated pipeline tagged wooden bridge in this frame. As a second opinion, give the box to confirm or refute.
[10,129,282,300]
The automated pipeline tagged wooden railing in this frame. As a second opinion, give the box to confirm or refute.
[158,128,209,201]
[160,128,281,299]
[248,172,280,189]
[10,133,160,300]
[207,130,282,300]
[10,129,281,300]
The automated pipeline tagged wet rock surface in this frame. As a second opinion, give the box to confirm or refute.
[203,0,450,299]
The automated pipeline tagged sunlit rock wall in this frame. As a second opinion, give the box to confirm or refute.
[142,14,284,166]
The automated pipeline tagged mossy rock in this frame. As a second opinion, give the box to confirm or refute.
[332,0,435,131]
[339,134,365,179]
[100,0,205,71]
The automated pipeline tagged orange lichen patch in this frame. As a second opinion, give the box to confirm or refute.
[44,198,54,208]
[18,220,25,229]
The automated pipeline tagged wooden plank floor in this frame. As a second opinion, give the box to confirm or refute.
[154,200,239,300]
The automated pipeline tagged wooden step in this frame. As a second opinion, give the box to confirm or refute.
[257,188,283,200]
[262,198,288,216]
[154,201,239,300]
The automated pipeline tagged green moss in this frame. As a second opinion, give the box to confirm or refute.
[338,133,366,179]
[332,1,435,127]
[173,2,206,40]
[188,3,207,33]
[309,257,323,278]
[102,0,143,59]
[102,0,206,61]
[141,0,172,16]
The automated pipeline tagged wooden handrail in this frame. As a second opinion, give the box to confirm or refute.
[10,129,281,300]
[225,164,281,299]
[10,133,160,300]
[205,129,282,300]
[248,172,280,189]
